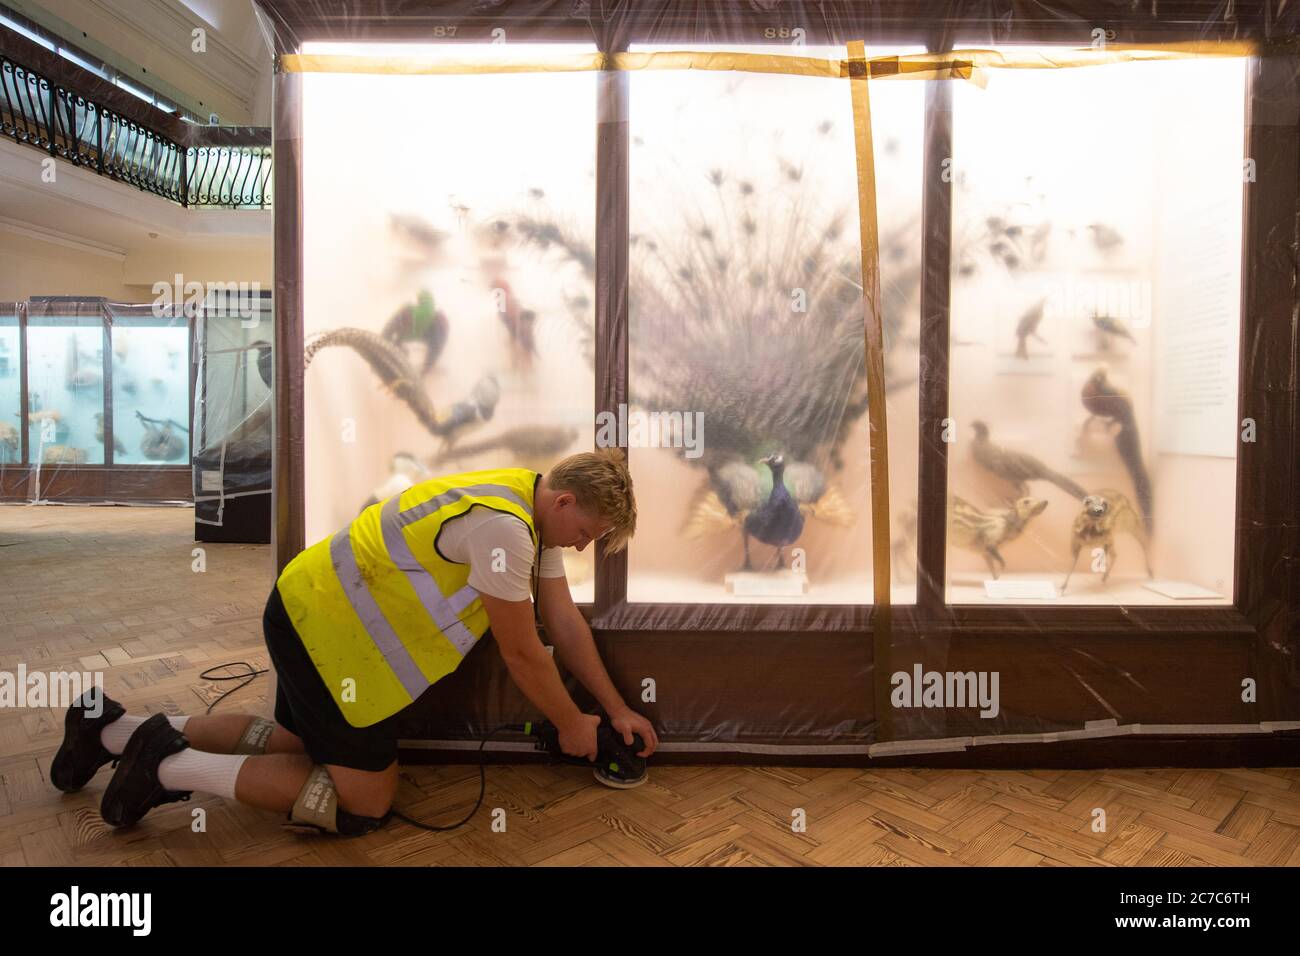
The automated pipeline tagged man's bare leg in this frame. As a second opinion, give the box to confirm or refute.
[178,717,396,816]
[99,711,397,823]
[220,756,398,816]
[180,713,307,756]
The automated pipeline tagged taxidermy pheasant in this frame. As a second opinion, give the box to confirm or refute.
[304,328,499,444]
[971,420,1086,501]
[1080,367,1152,533]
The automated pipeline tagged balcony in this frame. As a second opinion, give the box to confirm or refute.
[0,26,269,209]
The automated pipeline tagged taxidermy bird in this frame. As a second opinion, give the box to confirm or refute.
[381,289,449,376]
[1087,222,1124,254]
[948,494,1048,579]
[94,412,126,455]
[362,452,429,511]
[683,453,855,572]
[252,341,273,389]
[41,445,87,465]
[0,420,17,462]
[68,367,102,390]
[433,423,578,467]
[951,182,1052,277]
[971,420,1087,500]
[1080,368,1152,533]
[487,275,537,365]
[1091,313,1136,350]
[1061,489,1152,593]
[26,409,69,444]
[304,328,500,444]
[135,411,187,462]
[478,139,921,574]
[389,213,450,264]
[742,453,803,570]
[433,374,501,452]
[306,328,443,434]
[1014,297,1048,359]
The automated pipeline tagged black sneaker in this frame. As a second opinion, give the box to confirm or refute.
[50,688,127,793]
[100,712,193,828]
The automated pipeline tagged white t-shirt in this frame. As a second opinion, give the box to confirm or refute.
[438,506,566,602]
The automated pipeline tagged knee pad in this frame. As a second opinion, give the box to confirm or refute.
[282,764,391,837]
[336,807,392,837]
[234,717,276,755]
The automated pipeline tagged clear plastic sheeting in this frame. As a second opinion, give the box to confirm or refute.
[297,39,598,597]
[624,42,921,608]
[0,306,20,470]
[254,1,1300,759]
[945,54,1243,607]
[193,291,273,542]
[0,297,192,505]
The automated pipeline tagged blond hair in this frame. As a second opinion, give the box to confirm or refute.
[546,447,637,554]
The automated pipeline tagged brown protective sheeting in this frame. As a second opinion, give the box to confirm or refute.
[254,0,1300,762]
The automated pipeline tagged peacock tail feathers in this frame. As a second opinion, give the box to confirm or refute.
[682,487,738,541]
[682,455,858,538]
[797,482,856,527]
[304,327,442,436]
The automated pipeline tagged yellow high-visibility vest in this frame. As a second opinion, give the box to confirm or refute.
[276,467,541,727]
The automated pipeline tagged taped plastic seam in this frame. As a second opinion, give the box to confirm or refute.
[401,722,1300,759]
[873,722,1300,758]
[398,739,874,755]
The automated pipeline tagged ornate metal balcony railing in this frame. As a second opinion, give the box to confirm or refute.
[0,51,271,209]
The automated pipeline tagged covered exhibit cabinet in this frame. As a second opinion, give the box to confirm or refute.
[0,294,271,517]
[0,297,193,503]
[255,1,1300,765]
[194,290,274,543]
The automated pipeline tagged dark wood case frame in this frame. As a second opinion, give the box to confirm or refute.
[264,2,1300,766]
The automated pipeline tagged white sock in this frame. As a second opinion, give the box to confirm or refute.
[157,749,249,801]
[99,714,191,755]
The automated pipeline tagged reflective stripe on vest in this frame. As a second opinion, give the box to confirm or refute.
[277,469,541,728]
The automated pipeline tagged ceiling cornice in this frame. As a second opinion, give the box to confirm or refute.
[83,0,262,114]
[0,215,127,260]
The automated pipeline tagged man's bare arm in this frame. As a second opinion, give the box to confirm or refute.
[479,591,584,730]
[537,575,626,716]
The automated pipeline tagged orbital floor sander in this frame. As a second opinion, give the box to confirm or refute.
[518,716,649,788]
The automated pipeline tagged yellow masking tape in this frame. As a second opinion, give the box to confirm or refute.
[847,39,893,736]
[281,41,1259,77]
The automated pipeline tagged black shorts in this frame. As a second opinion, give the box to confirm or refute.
[262,584,403,772]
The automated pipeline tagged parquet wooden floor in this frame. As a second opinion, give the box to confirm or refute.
[3,505,1299,867]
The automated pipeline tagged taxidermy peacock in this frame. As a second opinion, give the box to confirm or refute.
[489,115,921,572]
[683,452,854,571]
